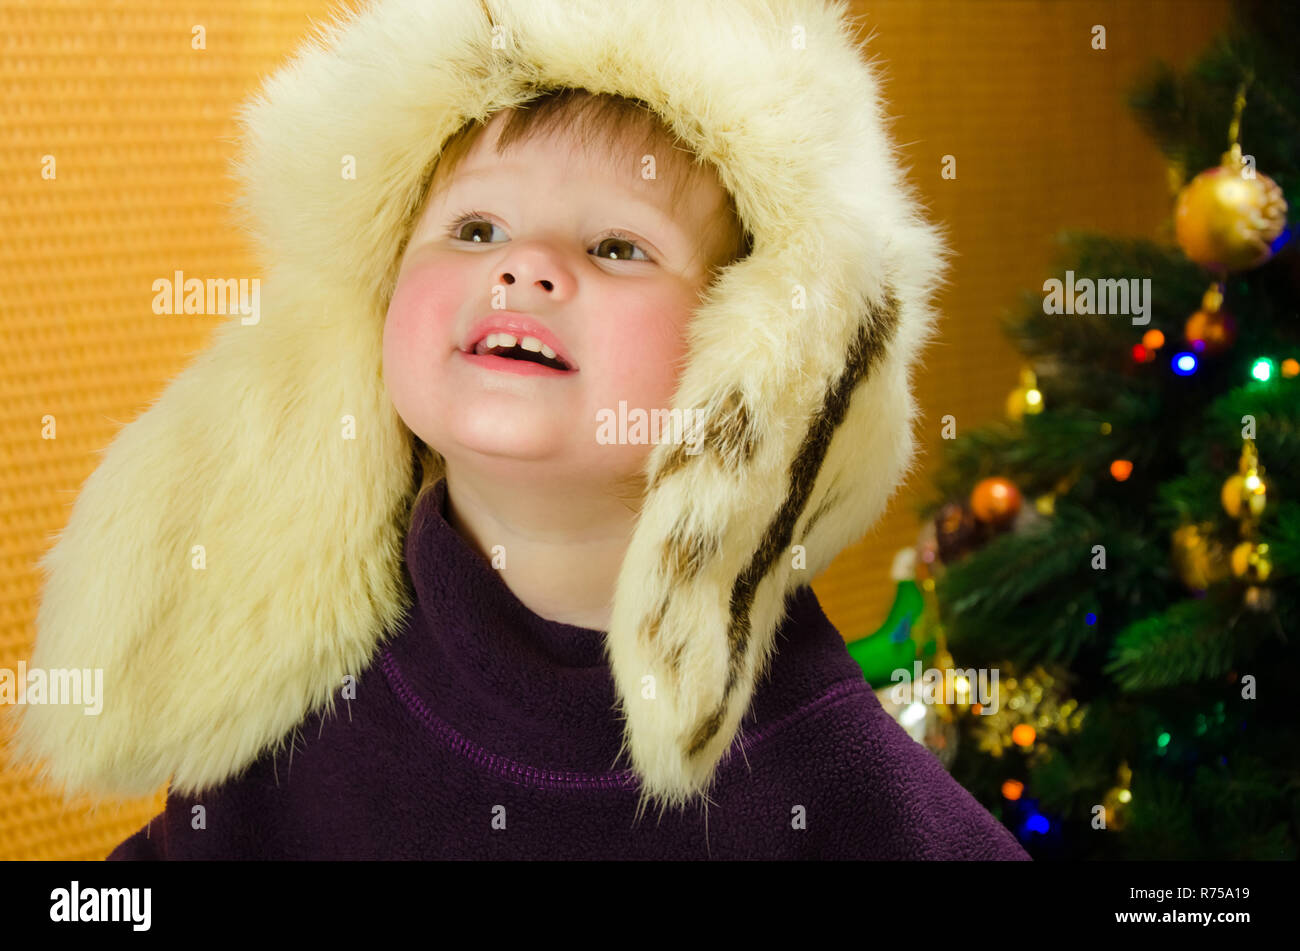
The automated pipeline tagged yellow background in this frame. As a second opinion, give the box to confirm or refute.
[0,0,1229,859]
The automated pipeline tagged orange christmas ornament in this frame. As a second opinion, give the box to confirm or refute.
[1185,282,1237,355]
[1011,724,1037,748]
[970,477,1022,526]
[1185,296,1237,360]
[1185,308,1237,354]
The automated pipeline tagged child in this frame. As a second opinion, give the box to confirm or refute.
[11,0,1030,860]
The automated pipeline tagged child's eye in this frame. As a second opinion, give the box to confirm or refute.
[446,214,649,261]
[448,213,506,244]
[591,234,651,262]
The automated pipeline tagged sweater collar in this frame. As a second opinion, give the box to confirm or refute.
[383,474,864,777]
[382,476,630,772]
[412,475,610,665]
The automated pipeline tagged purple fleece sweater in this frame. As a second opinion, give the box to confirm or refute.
[109,478,1030,860]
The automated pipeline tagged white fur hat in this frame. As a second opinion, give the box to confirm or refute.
[11,0,948,815]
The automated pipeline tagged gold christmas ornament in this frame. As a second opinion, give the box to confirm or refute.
[1005,367,1044,422]
[1219,474,1242,517]
[1223,439,1268,519]
[1102,761,1133,831]
[1230,541,1272,583]
[969,663,1084,759]
[1221,472,1267,519]
[1174,144,1288,272]
[1201,282,1224,313]
[1238,438,1260,474]
[1102,786,1130,831]
[1171,523,1229,591]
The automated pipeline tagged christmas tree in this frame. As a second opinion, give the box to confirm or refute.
[917,0,1297,860]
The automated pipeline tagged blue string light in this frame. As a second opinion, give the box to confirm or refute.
[1172,352,1198,376]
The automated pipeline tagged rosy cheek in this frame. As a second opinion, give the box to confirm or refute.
[385,255,468,358]
[599,300,691,404]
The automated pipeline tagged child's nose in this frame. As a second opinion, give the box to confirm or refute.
[494,242,576,299]
[498,272,549,290]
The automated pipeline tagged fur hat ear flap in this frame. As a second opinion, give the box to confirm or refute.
[9,277,419,800]
[603,285,921,817]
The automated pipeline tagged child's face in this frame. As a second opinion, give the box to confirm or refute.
[384,113,735,490]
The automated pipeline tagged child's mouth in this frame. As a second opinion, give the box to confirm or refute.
[458,347,578,377]
[472,335,574,371]
[458,327,578,377]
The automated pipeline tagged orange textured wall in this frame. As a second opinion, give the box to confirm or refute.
[0,0,366,861]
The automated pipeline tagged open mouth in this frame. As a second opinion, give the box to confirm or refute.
[471,335,574,372]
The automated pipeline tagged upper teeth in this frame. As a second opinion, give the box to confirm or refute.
[482,333,558,360]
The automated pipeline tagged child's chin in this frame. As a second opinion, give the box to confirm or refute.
[441,420,567,460]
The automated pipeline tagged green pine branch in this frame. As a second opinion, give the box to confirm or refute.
[1104,592,1247,690]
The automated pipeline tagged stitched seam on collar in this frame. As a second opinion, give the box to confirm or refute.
[382,650,870,791]
[734,677,871,754]
[381,649,637,791]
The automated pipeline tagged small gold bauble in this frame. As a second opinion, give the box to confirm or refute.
[1171,524,1229,590]
[1230,541,1272,583]
[1243,470,1266,515]
[1005,386,1045,421]
[1221,471,1266,519]
[1221,474,1246,517]
[1238,439,1260,474]
[1185,307,1237,355]
[1102,785,1130,831]
[1006,368,1044,422]
[1201,283,1225,313]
